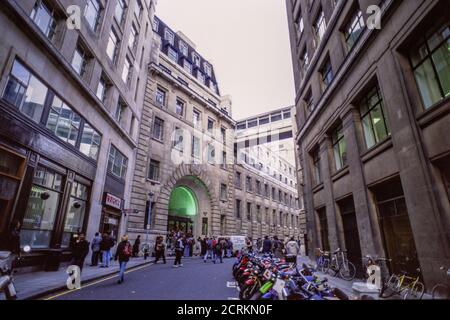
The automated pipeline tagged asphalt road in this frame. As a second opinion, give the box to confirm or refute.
[45,256,239,300]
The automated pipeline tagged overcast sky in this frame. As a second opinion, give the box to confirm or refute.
[156,0,296,120]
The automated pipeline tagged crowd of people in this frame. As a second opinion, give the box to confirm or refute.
[246,236,302,258]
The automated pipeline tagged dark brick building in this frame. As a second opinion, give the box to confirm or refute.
[286,0,450,289]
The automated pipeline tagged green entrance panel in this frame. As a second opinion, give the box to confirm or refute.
[169,186,197,217]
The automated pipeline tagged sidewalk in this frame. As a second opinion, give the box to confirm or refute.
[1,256,157,300]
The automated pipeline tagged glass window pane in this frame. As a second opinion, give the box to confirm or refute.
[20,75,47,122]
[3,78,26,107]
[427,26,450,51]
[414,59,443,108]
[362,115,376,149]
[431,44,450,98]
[11,60,30,85]
[371,104,388,143]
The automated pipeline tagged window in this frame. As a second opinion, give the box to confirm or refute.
[256,180,261,195]
[84,0,102,32]
[192,52,200,67]
[173,127,184,152]
[410,24,450,109]
[259,117,269,125]
[271,187,276,200]
[107,145,128,178]
[207,118,214,134]
[21,166,63,248]
[204,63,212,77]
[96,76,106,101]
[46,95,81,146]
[236,199,241,218]
[193,109,201,128]
[272,209,277,226]
[122,57,132,84]
[168,47,178,63]
[191,136,200,159]
[197,71,205,84]
[156,87,166,106]
[61,181,89,247]
[317,208,330,251]
[279,190,282,203]
[313,10,327,47]
[152,17,159,32]
[256,205,261,223]
[246,176,252,192]
[264,184,269,197]
[235,172,242,188]
[221,127,226,144]
[134,0,142,19]
[3,59,48,123]
[152,117,164,141]
[360,86,390,149]
[207,144,215,164]
[106,29,119,62]
[320,57,334,89]
[115,98,126,124]
[114,0,127,24]
[72,46,87,76]
[179,41,188,56]
[165,28,174,46]
[128,24,138,52]
[31,0,57,39]
[176,99,185,117]
[80,122,101,160]
[221,151,227,169]
[220,184,227,201]
[148,159,160,181]
[332,124,347,170]
[304,89,314,113]
[312,148,322,185]
[300,47,309,74]
[344,10,365,51]
[246,202,251,220]
[247,119,257,128]
[184,60,192,74]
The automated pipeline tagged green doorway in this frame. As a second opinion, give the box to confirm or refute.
[168,186,197,235]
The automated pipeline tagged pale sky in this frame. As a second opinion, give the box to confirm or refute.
[156,0,296,120]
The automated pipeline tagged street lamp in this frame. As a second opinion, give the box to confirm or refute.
[143,192,154,260]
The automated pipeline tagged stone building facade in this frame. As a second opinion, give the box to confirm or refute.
[286,0,450,288]
[127,16,304,250]
[0,0,156,266]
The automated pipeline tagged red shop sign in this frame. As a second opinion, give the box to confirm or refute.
[105,193,122,210]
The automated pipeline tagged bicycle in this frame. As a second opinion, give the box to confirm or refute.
[379,266,424,300]
[315,249,330,273]
[326,248,356,281]
[431,267,450,300]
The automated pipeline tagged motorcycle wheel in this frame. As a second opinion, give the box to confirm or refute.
[240,283,257,300]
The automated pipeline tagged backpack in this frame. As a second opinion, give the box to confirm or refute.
[122,242,132,257]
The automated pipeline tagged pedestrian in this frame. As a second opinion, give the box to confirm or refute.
[286,237,300,256]
[194,237,202,256]
[115,235,132,284]
[273,236,284,259]
[204,237,213,262]
[200,237,207,257]
[246,238,253,253]
[6,219,21,255]
[132,235,141,257]
[213,239,223,264]
[100,232,114,268]
[154,236,167,264]
[262,235,272,254]
[184,236,190,257]
[90,232,102,266]
[227,239,233,258]
[173,235,184,268]
[71,233,89,272]
[189,236,194,257]
[257,238,262,252]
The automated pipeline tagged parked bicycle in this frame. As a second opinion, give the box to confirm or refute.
[315,249,330,273]
[325,248,356,281]
[379,264,424,300]
[431,267,450,300]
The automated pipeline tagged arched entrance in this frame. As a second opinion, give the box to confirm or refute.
[166,175,213,238]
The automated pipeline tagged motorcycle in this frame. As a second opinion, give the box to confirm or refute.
[0,245,31,300]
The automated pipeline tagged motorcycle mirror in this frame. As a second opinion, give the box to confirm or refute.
[23,245,31,253]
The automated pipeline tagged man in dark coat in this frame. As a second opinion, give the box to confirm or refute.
[100,232,115,268]
[262,236,273,254]
[71,234,89,272]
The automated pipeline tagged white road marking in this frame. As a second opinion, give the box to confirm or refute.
[227,297,239,300]
[226,281,237,288]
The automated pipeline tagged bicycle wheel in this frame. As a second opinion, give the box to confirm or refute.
[339,261,356,281]
[379,275,400,298]
[431,284,450,300]
[403,281,425,300]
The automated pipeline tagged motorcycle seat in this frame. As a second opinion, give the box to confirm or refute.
[0,251,12,260]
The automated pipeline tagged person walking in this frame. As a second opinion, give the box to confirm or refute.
[227,239,234,258]
[71,234,89,273]
[100,232,114,268]
[154,236,167,264]
[90,232,101,266]
[204,237,213,262]
[246,238,253,253]
[256,238,262,253]
[262,236,273,254]
[173,235,184,268]
[273,236,284,259]
[200,237,207,257]
[132,235,141,257]
[115,235,132,284]
[213,239,223,264]
[286,237,300,256]
[194,237,202,256]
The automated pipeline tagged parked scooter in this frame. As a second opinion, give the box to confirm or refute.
[0,245,31,300]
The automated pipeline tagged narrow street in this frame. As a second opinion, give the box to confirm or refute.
[44,258,239,300]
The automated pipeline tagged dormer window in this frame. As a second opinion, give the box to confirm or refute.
[179,41,188,56]
[192,52,200,67]
[197,71,205,84]
[204,62,212,77]
[183,60,192,74]
[164,28,174,46]
[152,17,159,32]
